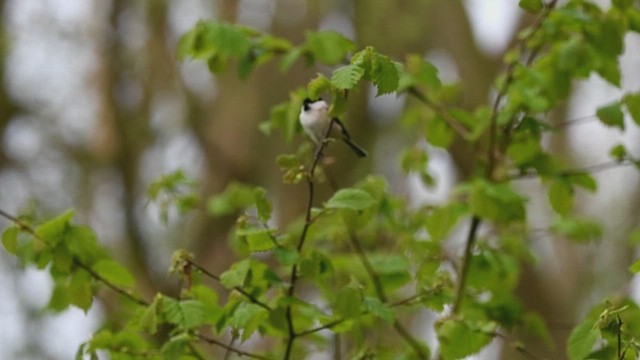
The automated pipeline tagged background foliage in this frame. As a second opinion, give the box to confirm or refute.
[2,0,640,359]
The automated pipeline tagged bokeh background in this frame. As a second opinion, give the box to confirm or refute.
[0,0,639,359]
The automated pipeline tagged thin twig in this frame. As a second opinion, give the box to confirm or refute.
[408,86,470,139]
[187,260,272,311]
[75,261,149,306]
[283,118,336,360]
[198,335,273,360]
[491,332,541,360]
[451,216,481,313]
[512,160,635,180]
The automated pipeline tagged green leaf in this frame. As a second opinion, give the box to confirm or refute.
[65,225,103,265]
[161,298,206,329]
[469,181,526,223]
[139,295,160,334]
[237,228,276,252]
[551,217,602,242]
[548,180,574,216]
[363,297,395,323]
[426,203,467,242]
[35,210,74,245]
[567,318,598,360]
[48,284,70,312]
[567,173,598,192]
[307,73,331,99]
[253,187,272,222]
[280,47,303,72]
[208,182,255,216]
[305,31,356,65]
[596,102,624,129]
[2,226,19,254]
[437,319,494,359]
[425,115,454,149]
[92,260,135,288]
[68,269,93,312]
[507,137,542,166]
[629,259,640,273]
[610,144,627,161]
[334,286,361,319]
[624,92,640,126]
[519,0,543,12]
[229,303,269,342]
[220,259,251,288]
[405,54,441,89]
[331,64,365,90]
[326,188,376,211]
[371,54,399,95]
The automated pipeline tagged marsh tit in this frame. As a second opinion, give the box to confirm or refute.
[299,98,368,158]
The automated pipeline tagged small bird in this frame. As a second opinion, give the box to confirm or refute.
[299,98,368,158]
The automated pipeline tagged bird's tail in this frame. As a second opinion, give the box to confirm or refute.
[342,137,368,157]
[332,118,368,158]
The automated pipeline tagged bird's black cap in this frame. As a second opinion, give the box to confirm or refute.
[302,97,322,111]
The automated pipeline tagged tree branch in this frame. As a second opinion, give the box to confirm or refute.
[283,118,336,360]
[450,0,559,318]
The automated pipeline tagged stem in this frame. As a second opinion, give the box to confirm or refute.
[452,216,481,313]
[188,260,272,311]
[198,335,272,360]
[283,119,336,360]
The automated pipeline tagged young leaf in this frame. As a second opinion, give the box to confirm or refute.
[548,180,574,216]
[437,319,494,359]
[161,298,206,329]
[307,73,331,99]
[426,203,467,242]
[139,295,160,334]
[2,226,19,254]
[254,187,272,222]
[362,297,395,323]
[92,260,135,288]
[567,318,598,360]
[237,228,277,252]
[334,286,362,319]
[331,64,365,90]
[35,210,75,245]
[371,54,399,95]
[68,269,94,312]
[305,31,356,65]
[596,102,624,129]
[629,259,640,273]
[469,181,526,223]
[624,92,640,126]
[519,0,543,13]
[220,259,251,288]
[326,188,376,211]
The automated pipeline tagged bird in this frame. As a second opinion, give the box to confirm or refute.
[299,98,368,158]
